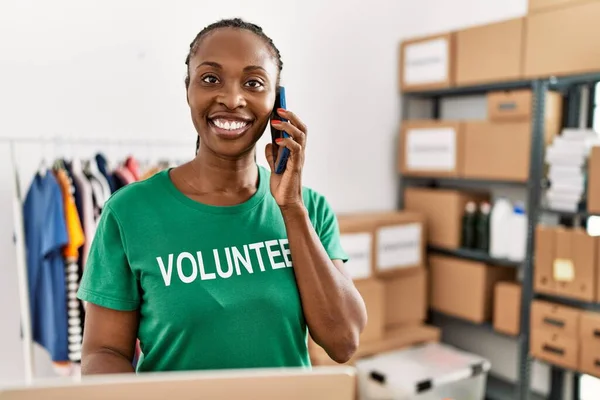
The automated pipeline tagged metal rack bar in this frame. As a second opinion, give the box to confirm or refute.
[536,293,600,311]
[517,79,549,400]
[0,136,192,146]
[403,80,534,97]
[428,246,522,268]
[401,175,526,188]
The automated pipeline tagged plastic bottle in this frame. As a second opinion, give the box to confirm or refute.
[490,198,513,259]
[461,201,477,249]
[476,202,491,253]
[508,204,527,262]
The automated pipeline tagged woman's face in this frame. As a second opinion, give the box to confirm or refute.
[186,28,279,158]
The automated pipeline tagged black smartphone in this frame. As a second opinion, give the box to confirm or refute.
[271,86,290,174]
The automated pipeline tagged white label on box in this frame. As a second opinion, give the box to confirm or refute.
[406,127,456,171]
[376,223,422,271]
[553,259,575,282]
[340,233,372,280]
[404,38,449,85]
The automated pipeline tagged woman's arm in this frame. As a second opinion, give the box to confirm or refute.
[81,304,139,374]
[281,204,367,363]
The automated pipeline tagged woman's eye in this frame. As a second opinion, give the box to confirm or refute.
[245,80,263,88]
[202,75,219,84]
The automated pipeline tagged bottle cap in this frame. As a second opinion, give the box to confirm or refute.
[514,205,526,215]
[480,202,491,214]
[465,201,476,213]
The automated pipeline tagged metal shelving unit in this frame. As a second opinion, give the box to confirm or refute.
[428,246,522,268]
[399,78,542,400]
[400,73,600,399]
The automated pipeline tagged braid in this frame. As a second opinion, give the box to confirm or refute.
[187,18,283,156]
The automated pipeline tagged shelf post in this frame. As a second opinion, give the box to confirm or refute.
[518,79,548,400]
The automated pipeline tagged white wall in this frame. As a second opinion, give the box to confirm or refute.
[0,0,529,384]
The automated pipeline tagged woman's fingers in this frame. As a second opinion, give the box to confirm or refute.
[277,108,307,135]
[275,137,303,172]
[271,119,306,147]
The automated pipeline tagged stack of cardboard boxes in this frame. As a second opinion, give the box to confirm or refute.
[309,211,441,366]
[398,88,562,182]
[399,1,600,92]
[535,225,599,302]
[530,301,600,377]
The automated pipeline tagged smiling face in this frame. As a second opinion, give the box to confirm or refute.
[186,28,280,159]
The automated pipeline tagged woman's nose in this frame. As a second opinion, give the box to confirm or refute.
[217,84,247,109]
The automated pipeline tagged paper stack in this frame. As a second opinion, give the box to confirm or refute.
[545,129,600,212]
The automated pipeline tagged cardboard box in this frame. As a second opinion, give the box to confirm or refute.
[384,269,427,329]
[337,215,375,281]
[525,1,600,78]
[493,282,522,336]
[579,340,600,378]
[354,279,385,343]
[372,212,426,277]
[399,33,455,92]
[588,146,600,214]
[463,121,531,182]
[429,255,515,323]
[337,212,426,279]
[309,325,441,366]
[580,312,600,341]
[530,329,579,370]
[535,225,557,295]
[487,90,563,143]
[529,0,594,13]
[404,187,488,249]
[456,18,525,86]
[399,120,464,177]
[553,228,597,302]
[531,300,581,336]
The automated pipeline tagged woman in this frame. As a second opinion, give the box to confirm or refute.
[77,18,367,374]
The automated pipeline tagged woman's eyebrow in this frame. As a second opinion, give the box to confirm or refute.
[196,61,222,70]
[244,65,266,73]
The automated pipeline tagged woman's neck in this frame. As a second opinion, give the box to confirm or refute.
[178,144,259,197]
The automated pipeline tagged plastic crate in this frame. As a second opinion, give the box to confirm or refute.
[355,342,491,400]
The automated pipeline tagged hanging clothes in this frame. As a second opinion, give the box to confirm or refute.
[70,158,95,268]
[54,168,85,362]
[95,153,117,194]
[23,172,69,363]
[125,156,141,181]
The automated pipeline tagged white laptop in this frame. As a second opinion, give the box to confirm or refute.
[0,366,356,400]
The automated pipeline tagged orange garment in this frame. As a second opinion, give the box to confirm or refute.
[140,166,161,181]
[54,169,85,259]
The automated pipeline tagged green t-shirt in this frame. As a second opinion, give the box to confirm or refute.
[77,165,348,372]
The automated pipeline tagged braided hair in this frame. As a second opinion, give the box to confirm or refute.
[184,18,284,155]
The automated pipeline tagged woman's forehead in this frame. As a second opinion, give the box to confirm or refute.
[191,28,278,73]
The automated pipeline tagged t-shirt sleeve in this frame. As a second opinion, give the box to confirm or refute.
[315,194,349,263]
[41,181,69,258]
[77,204,140,311]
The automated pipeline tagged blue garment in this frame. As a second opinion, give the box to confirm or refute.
[23,172,69,362]
[95,153,116,193]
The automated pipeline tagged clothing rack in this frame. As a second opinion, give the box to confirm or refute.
[2,136,193,383]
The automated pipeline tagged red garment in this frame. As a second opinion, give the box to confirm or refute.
[115,166,136,185]
[125,156,140,181]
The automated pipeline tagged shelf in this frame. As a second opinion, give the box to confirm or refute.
[428,246,522,268]
[402,175,526,187]
[536,293,600,311]
[548,72,600,90]
[429,310,519,341]
[430,310,496,333]
[402,80,534,98]
[485,375,546,400]
[540,207,599,219]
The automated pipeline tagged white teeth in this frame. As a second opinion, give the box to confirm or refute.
[213,119,248,131]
